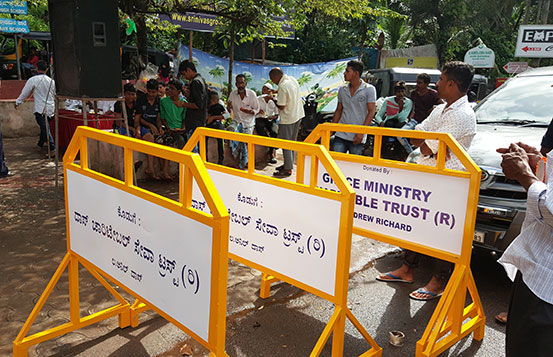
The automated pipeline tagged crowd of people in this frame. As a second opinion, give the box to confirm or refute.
[110,60,306,179]
[1,51,551,356]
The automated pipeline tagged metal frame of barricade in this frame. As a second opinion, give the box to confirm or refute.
[13,127,230,357]
[182,127,382,356]
[298,123,484,357]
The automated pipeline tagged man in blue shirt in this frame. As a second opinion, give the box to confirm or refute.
[332,60,376,155]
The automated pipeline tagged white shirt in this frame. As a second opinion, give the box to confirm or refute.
[257,95,278,118]
[16,74,56,117]
[499,149,553,304]
[414,95,476,171]
[276,75,304,124]
[228,88,259,127]
[97,101,115,113]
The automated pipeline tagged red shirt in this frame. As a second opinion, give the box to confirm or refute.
[27,55,39,69]
[410,88,440,123]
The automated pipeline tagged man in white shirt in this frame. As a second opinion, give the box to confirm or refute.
[496,142,553,356]
[256,83,279,164]
[377,62,476,301]
[15,60,56,155]
[269,67,305,177]
[226,74,259,170]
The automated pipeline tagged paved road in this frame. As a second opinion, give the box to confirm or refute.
[217,251,510,357]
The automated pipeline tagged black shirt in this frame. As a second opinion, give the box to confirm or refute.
[136,96,160,127]
[113,101,137,128]
[185,74,208,131]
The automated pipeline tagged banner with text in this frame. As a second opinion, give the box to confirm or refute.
[304,158,470,256]
[160,13,294,39]
[191,169,341,297]
[0,17,28,33]
[67,170,213,341]
[0,0,27,15]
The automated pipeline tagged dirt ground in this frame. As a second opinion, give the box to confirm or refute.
[0,134,290,356]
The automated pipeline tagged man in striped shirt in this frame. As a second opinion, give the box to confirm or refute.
[497,142,553,356]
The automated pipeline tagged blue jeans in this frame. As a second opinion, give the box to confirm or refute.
[398,118,417,154]
[34,113,55,151]
[229,122,254,169]
[332,136,364,156]
[186,128,200,153]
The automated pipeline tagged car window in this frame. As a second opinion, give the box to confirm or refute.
[475,75,553,123]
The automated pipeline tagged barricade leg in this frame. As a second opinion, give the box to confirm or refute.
[13,253,133,356]
[259,273,280,299]
[416,264,485,357]
[129,299,152,327]
[310,306,382,357]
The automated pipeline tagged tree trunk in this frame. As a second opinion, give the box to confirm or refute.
[358,23,367,61]
[228,26,235,96]
[135,13,148,75]
[542,0,551,24]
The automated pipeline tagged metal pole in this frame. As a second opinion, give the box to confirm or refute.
[14,34,22,80]
[93,100,99,129]
[189,31,193,61]
[120,98,137,186]
[82,100,88,126]
[55,98,59,189]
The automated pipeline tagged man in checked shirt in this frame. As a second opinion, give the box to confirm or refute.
[496,142,553,356]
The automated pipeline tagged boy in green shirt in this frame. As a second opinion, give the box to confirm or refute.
[159,80,187,180]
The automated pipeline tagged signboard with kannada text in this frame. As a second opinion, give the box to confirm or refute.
[191,169,341,297]
[0,17,28,33]
[303,158,470,256]
[0,0,27,15]
[464,44,495,68]
[67,170,214,341]
[516,25,553,58]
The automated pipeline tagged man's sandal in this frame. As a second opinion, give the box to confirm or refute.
[376,272,414,284]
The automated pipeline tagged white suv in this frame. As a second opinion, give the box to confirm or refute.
[469,66,553,255]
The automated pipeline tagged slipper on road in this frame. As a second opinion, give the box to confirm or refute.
[376,272,413,284]
[409,288,443,301]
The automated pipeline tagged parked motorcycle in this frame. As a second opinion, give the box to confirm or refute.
[363,118,409,161]
[297,84,334,141]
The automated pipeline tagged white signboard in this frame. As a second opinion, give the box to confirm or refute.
[503,61,529,74]
[67,170,213,341]
[304,158,470,256]
[191,170,341,297]
[464,44,495,68]
[516,25,553,58]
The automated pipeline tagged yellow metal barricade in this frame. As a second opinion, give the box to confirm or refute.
[299,123,484,357]
[13,127,229,357]
[183,127,382,356]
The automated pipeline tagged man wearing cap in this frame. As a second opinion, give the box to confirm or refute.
[256,83,279,164]
[268,67,305,177]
